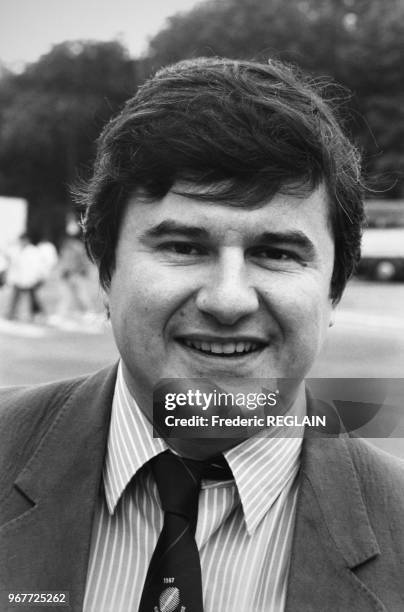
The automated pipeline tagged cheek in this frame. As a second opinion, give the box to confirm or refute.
[109,260,196,338]
[287,287,332,357]
[262,276,332,337]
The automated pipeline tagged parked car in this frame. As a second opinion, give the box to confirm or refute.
[357,227,404,280]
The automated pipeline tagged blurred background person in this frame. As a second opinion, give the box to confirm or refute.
[5,234,45,321]
[55,225,94,320]
[37,235,58,283]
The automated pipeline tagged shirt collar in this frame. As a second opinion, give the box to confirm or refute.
[103,362,167,514]
[224,430,303,534]
[104,363,304,532]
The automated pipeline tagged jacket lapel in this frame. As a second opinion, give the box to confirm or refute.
[285,398,386,611]
[0,364,118,611]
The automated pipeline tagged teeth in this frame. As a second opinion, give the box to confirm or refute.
[211,343,223,353]
[183,340,259,355]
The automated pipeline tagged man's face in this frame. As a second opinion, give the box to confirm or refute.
[107,184,335,419]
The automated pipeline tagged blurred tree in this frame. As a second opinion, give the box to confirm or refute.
[146,0,404,196]
[0,41,137,243]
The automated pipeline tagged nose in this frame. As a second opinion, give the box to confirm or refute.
[196,248,259,325]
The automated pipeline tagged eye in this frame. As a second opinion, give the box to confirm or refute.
[160,241,206,256]
[249,246,297,261]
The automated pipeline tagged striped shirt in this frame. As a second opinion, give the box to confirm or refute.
[83,363,304,612]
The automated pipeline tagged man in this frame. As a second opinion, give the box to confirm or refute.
[5,234,45,321]
[1,57,403,612]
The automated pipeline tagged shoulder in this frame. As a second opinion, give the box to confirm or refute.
[345,436,404,511]
[0,375,91,487]
[307,391,404,496]
[0,365,118,509]
[0,375,88,427]
[346,436,404,480]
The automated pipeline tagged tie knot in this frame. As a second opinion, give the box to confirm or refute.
[151,452,203,520]
[151,451,233,520]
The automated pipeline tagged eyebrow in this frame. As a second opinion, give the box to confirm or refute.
[141,221,316,256]
[257,231,316,257]
[141,221,210,240]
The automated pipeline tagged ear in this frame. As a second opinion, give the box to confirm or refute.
[102,289,110,319]
[328,305,336,328]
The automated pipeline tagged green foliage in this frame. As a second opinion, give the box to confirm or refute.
[0,0,403,244]
[0,40,137,241]
[147,0,404,196]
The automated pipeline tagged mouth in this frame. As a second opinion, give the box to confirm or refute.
[177,337,266,358]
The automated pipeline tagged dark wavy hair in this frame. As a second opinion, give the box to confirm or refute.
[78,56,364,303]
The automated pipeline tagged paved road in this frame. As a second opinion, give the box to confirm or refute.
[2,278,401,383]
[0,316,118,385]
[311,279,404,378]
[0,279,403,457]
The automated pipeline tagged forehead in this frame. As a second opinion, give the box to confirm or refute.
[122,183,333,246]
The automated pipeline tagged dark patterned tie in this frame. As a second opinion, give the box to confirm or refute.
[138,451,232,612]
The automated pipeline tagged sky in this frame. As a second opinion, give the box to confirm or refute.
[0,0,201,71]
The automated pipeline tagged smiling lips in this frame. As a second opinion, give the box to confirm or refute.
[181,338,265,356]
